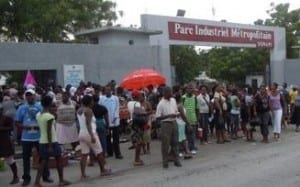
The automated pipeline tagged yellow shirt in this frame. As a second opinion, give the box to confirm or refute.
[37,112,57,144]
[289,90,298,104]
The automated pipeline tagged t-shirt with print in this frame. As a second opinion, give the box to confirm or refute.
[182,95,198,124]
[37,112,57,144]
[255,94,269,112]
[15,103,42,142]
[230,95,240,114]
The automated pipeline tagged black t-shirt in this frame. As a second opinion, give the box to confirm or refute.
[93,104,108,119]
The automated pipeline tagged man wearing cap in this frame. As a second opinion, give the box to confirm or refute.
[15,89,53,186]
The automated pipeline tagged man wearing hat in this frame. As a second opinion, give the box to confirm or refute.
[15,89,53,186]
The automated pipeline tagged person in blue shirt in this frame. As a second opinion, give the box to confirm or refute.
[99,86,123,159]
[15,89,53,186]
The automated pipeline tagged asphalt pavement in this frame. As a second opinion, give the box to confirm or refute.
[1,125,300,187]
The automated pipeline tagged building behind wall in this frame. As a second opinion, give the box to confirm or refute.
[1,15,300,88]
[0,26,163,87]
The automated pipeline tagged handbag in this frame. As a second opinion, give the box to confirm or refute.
[133,103,148,127]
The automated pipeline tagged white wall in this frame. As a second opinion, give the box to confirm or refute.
[245,75,264,88]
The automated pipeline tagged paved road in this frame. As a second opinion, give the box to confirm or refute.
[1,126,300,187]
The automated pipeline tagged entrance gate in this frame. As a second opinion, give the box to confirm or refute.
[141,14,286,85]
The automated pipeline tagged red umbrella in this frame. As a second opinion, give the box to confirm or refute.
[120,68,166,90]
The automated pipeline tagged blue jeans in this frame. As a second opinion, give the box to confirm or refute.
[96,118,107,154]
[231,114,240,136]
[22,141,50,182]
[187,124,198,151]
[200,113,209,142]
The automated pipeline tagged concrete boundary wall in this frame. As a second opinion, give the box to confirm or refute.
[0,42,161,86]
[284,59,300,85]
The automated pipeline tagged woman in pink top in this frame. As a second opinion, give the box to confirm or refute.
[269,83,283,141]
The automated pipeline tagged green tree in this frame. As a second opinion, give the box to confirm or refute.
[170,45,204,84]
[265,3,300,58]
[206,47,269,85]
[0,0,117,42]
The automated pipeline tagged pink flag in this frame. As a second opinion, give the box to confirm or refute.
[24,70,36,87]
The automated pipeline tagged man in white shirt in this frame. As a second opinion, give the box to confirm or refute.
[156,87,182,169]
[99,86,123,159]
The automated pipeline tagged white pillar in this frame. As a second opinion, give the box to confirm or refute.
[270,27,286,85]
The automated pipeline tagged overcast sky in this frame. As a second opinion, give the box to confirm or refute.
[114,0,300,27]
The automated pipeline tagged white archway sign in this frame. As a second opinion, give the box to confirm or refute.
[141,14,286,85]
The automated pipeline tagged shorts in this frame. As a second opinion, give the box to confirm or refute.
[39,142,62,159]
[79,133,102,155]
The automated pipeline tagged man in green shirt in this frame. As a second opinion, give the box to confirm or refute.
[182,84,199,154]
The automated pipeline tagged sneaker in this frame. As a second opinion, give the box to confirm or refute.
[183,154,193,159]
[191,150,197,155]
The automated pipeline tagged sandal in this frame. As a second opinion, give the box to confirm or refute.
[59,180,71,187]
[133,160,144,166]
[183,154,192,159]
[9,177,19,185]
[101,168,112,176]
[216,141,224,144]
[80,175,90,181]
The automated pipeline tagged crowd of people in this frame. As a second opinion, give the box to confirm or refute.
[0,80,299,186]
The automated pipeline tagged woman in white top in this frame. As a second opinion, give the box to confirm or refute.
[229,89,241,140]
[127,90,147,166]
[197,85,211,144]
[77,95,111,179]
